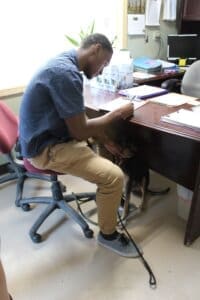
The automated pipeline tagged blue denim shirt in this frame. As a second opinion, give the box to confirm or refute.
[19,50,84,158]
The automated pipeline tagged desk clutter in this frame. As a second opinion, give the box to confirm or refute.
[161,108,200,131]
[99,85,200,130]
[119,85,200,132]
[98,84,168,112]
[96,82,200,131]
[89,53,180,93]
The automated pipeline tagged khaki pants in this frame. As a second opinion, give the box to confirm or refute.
[29,140,124,234]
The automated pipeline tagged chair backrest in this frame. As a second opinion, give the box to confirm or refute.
[0,101,19,154]
[181,60,200,98]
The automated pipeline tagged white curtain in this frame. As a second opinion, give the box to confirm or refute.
[163,0,177,21]
[145,0,162,26]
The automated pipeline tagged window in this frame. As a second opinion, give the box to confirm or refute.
[0,0,123,90]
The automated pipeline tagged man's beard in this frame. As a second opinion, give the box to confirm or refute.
[84,66,93,79]
[85,73,92,79]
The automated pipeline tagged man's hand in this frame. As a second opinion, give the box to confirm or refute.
[65,102,133,142]
[93,102,134,148]
[112,102,134,120]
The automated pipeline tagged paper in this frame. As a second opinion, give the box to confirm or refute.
[99,97,147,111]
[188,100,200,106]
[163,0,177,21]
[150,93,198,107]
[192,105,200,112]
[145,0,161,26]
[161,109,200,131]
[156,59,177,69]
[118,84,168,99]
[128,14,145,35]
[133,72,156,79]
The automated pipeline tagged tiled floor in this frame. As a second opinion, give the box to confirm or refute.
[0,171,200,300]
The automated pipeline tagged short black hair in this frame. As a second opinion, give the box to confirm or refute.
[80,33,113,53]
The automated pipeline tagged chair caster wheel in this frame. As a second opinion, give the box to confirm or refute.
[62,186,66,193]
[15,200,20,207]
[31,233,42,243]
[60,182,66,192]
[22,204,31,211]
[84,228,94,239]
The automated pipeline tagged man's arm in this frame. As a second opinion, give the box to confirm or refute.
[64,102,134,143]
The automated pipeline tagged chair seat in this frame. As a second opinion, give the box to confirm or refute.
[23,158,63,175]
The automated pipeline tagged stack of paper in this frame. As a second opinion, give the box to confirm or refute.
[133,56,162,73]
[161,109,200,131]
[192,105,200,112]
[133,72,156,79]
[150,93,198,107]
[156,59,178,70]
[119,84,168,99]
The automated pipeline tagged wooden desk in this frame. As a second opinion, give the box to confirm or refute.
[84,86,200,246]
[134,69,185,86]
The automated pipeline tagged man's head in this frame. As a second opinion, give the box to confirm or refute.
[78,33,113,79]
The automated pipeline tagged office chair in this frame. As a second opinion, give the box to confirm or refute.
[0,101,95,243]
[181,60,200,97]
[161,60,200,97]
[0,101,21,184]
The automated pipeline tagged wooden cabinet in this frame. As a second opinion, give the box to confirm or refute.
[177,0,200,33]
[183,0,200,21]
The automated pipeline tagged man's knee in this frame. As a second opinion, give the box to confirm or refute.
[107,163,124,190]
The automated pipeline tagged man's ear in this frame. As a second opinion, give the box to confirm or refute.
[92,43,101,55]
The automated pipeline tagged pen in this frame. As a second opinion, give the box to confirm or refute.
[127,95,142,102]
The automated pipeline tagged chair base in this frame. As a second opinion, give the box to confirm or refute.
[15,172,96,243]
[18,176,96,243]
[0,172,19,184]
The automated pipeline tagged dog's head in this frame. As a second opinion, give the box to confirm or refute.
[120,154,149,183]
[105,120,138,158]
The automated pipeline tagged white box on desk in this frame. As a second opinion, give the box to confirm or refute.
[177,184,193,221]
[90,65,133,92]
[89,49,134,92]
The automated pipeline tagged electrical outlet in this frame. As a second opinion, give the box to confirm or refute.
[153,31,161,41]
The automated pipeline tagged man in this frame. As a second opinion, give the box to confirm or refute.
[19,33,138,257]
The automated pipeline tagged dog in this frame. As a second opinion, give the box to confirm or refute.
[98,120,151,219]
[102,120,170,219]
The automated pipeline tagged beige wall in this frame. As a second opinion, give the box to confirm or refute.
[125,0,178,59]
[3,95,22,114]
[128,20,177,60]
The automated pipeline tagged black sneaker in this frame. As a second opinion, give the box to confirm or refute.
[97,232,140,258]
